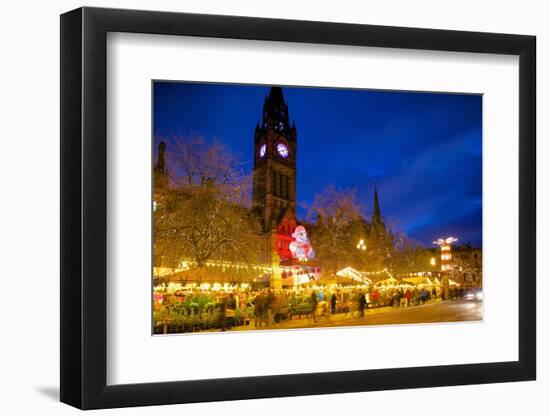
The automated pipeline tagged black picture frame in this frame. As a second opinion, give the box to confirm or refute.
[60,6,536,410]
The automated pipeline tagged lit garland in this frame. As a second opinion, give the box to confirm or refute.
[178,259,274,274]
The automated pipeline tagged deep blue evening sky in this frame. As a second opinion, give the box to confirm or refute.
[153,82,482,247]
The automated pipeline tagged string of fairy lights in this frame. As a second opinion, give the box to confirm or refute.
[155,236,459,290]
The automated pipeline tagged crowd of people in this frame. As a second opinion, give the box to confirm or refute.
[154,283,468,333]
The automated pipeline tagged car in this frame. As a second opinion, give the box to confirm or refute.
[464,288,483,302]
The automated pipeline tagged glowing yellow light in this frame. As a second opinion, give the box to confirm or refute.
[430,257,436,266]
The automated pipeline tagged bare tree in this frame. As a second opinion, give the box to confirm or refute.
[308,184,366,275]
[154,135,263,268]
[167,136,251,205]
[389,233,432,274]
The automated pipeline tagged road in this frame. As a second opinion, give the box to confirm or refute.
[295,300,483,329]
[221,300,483,333]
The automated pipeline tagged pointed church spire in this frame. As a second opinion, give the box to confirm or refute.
[370,185,387,241]
[372,185,382,224]
[267,86,285,105]
[156,141,166,173]
[262,86,290,132]
[154,141,169,191]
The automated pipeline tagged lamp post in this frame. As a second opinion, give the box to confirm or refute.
[433,237,458,300]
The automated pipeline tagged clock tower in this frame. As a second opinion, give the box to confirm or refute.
[252,87,297,235]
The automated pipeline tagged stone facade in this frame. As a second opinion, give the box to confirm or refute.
[252,87,299,263]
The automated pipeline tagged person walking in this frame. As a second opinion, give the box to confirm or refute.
[220,295,228,331]
[358,291,366,318]
[310,290,319,323]
[266,289,275,327]
[223,292,237,330]
[330,292,337,314]
[253,292,265,328]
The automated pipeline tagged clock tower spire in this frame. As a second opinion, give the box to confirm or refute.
[253,87,297,233]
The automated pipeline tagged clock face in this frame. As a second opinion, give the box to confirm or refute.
[277,142,289,158]
[259,143,266,158]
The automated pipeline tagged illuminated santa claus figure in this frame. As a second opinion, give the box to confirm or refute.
[289,225,315,260]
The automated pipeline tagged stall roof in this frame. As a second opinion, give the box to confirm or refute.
[336,267,372,284]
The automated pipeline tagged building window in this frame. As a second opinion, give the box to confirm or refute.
[285,176,290,199]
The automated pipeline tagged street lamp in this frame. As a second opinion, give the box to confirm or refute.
[356,239,367,251]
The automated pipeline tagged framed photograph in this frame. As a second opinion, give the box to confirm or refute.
[60,6,536,409]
